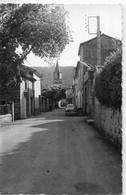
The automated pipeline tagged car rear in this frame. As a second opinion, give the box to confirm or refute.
[65,104,77,116]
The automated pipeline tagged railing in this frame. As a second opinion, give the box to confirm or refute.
[0,104,11,115]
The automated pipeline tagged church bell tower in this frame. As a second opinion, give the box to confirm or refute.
[53,61,62,84]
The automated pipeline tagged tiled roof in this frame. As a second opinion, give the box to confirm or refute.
[20,65,36,82]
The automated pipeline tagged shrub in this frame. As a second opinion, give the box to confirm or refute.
[41,84,66,101]
[94,48,122,110]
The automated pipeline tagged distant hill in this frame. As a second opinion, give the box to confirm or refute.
[32,66,75,88]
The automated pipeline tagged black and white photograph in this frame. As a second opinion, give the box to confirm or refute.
[0,0,125,194]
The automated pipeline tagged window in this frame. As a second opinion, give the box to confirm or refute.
[25,80,28,89]
[1,100,6,105]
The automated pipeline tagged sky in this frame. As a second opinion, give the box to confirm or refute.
[24,3,123,67]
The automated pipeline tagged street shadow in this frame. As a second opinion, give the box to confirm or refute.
[0,118,73,193]
[74,182,104,194]
[0,110,122,194]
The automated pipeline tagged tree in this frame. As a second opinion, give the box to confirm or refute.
[42,84,66,101]
[0,4,71,87]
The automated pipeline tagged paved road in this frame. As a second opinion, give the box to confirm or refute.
[0,109,122,194]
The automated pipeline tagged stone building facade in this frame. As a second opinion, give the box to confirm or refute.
[78,33,115,66]
[0,66,41,120]
[74,34,118,115]
[73,61,83,108]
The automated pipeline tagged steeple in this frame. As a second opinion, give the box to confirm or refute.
[53,60,62,84]
[55,60,60,73]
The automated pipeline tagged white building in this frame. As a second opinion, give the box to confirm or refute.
[33,71,43,115]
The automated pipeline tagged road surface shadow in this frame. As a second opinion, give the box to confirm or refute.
[74,182,104,194]
[0,110,122,194]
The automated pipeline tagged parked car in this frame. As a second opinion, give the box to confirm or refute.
[65,104,78,116]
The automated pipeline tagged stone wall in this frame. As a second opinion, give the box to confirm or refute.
[94,97,122,151]
[0,85,20,120]
[0,114,12,126]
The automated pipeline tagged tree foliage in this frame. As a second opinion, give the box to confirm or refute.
[0,4,71,87]
[42,84,66,101]
[94,46,122,110]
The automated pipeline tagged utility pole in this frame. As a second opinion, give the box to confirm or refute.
[83,15,101,115]
[87,15,101,66]
[96,16,101,66]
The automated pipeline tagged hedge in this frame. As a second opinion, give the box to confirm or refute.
[94,48,122,110]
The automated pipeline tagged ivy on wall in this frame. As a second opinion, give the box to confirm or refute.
[94,47,122,110]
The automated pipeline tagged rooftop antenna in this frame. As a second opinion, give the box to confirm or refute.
[85,15,101,66]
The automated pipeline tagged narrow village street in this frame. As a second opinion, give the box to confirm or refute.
[0,108,122,194]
